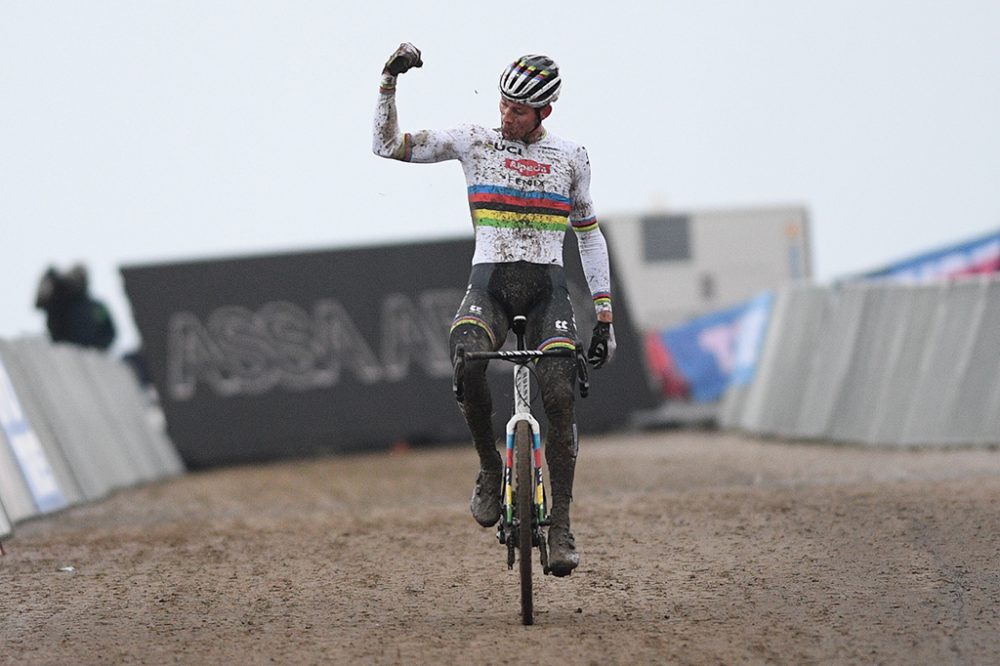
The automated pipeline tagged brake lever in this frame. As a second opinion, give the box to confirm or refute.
[575,342,590,398]
[452,345,466,403]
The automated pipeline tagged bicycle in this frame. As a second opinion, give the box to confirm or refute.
[452,314,589,625]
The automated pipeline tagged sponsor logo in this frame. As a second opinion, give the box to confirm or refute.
[505,158,551,177]
[493,141,523,155]
[514,177,545,188]
[165,290,463,399]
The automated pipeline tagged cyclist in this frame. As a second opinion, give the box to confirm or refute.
[373,43,615,577]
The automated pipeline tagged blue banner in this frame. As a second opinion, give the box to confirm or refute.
[858,229,1000,283]
[660,291,773,402]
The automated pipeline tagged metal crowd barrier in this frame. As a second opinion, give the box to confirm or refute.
[721,274,1000,447]
[0,338,184,543]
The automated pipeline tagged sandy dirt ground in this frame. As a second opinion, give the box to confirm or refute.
[3,430,1000,665]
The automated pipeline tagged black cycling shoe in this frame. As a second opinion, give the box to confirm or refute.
[470,469,503,527]
[547,525,579,577]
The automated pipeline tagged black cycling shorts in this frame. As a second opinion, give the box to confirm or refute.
[450,261,577,352]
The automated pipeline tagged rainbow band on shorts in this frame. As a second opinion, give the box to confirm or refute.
[451,315,496,346]
[539,337,576,352]
[592,291,612,309]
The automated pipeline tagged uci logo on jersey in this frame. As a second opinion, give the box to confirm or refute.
[492,141,523,156]
[505,158,551,177]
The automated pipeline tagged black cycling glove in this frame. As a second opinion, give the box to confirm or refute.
[384,43,423,76]
[587,321,616,368]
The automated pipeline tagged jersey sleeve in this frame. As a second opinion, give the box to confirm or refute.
[372,73,469,163]
[569,145,613,317]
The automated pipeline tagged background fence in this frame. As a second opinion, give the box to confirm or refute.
[0,338,183,542]
[720,273,1000,447]
[7,271,998,542]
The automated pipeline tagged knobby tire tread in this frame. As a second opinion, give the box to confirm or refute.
[516,420,534,625]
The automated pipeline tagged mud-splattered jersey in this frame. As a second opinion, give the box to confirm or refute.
[373,77,612,316]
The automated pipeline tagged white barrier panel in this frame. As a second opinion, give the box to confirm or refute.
[769,286,831,438]
[80,351,161,483]
[80,351,184,479]
[736,286,793,432]
[900,280,987,446]
[0,336,185,542]
[0,426,39,524]
[50,344,144,490]
[109,360,184,477]
[7,340,112,500]
[981,280,1000,443]
[0,341,86,508]
[866,284,943,446]
[0,497,11,540]
[725,274,1000,448]
[717,382,748,429]
[829,285,908,444]
[946,277,1000,445]
[749,286,802,435]
[794,286,865,439]
[0,347,69,517]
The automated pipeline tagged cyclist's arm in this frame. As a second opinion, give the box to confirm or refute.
[570,146,613,323]
[372,73,462,163]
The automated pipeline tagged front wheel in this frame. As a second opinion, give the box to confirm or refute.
[515,420,534,625]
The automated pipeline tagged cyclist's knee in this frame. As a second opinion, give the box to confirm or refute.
[450,322,495,360]
[538,360,575,412]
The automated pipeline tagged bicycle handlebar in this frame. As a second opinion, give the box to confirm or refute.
[462,348,573,361]
[452,344,590,403]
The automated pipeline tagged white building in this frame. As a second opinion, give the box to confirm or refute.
[604,205,811,331]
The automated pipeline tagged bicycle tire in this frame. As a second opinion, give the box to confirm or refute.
[515,420,534,625]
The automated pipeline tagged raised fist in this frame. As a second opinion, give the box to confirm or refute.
[384,43,423,76]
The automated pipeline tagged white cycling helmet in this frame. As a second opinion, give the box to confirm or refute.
[498,55,561,108]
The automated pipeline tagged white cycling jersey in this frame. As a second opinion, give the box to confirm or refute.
[373,73,612,316]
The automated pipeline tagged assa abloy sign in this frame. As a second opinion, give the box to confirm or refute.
[122,236,657,467]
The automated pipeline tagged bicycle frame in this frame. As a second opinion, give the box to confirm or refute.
[452,314,589,570]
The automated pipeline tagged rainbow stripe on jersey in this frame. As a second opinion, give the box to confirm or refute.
[468,185,572,232]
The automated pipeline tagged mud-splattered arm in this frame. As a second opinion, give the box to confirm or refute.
[372,74,465,164]
[570,146,613,321]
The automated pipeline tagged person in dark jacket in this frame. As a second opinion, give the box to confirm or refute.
[35,264,116,350]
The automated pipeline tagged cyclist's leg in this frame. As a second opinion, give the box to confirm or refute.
[450,286,507,470]
[536,355,577,524]
[527,285,581,573]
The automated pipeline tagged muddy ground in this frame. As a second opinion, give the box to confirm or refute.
[3,430,1000,665]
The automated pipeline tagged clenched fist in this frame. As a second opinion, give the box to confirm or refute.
[384,43,423,76]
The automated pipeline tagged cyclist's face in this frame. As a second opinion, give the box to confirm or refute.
[500,98,546,141]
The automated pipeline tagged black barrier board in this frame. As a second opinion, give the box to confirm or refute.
[122,236,658,467]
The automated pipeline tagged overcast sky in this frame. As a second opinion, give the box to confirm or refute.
[3,1,998,351]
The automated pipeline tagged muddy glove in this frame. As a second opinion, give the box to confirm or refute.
[587,321,617,368]
[383,42,423,76]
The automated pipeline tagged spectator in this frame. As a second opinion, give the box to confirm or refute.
[35,264,116,350]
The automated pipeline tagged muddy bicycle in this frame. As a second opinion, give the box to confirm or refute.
[452,315,589,625]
